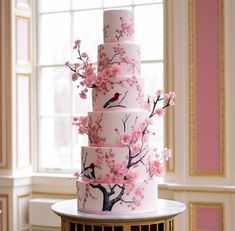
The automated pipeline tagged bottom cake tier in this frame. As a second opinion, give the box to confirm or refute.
[76,179,158,214]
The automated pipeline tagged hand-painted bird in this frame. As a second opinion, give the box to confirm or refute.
[81,163,96,179]
[103,92,121,108]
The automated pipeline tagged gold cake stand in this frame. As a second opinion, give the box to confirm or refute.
[52,199,185,231]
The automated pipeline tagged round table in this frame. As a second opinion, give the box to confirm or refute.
[52,199,185,231]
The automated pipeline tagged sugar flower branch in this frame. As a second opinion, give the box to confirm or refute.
[146,90,176,118]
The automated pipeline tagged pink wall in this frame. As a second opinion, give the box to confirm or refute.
[196,206,222,230]
[194,0,223,174]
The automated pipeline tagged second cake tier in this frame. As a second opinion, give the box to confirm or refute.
[80,146,154,181]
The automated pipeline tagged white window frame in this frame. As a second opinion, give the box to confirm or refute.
[35,0,165,174]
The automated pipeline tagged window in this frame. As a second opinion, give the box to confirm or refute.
[37,0,164,172]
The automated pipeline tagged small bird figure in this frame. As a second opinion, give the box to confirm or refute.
[81,163,96,179]
[103,92,121,108]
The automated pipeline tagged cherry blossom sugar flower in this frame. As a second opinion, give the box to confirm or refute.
[120,132,132,145]
[155,108,165,117]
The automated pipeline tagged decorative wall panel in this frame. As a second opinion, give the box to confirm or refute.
[16,74,31,168]
[189,201,224,231]
[16,16,30,64]
[16,0,30,8]
[0,195,9,231]
[17,194,30,231]
[189,0,225,176]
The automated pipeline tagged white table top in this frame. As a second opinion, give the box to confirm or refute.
[52,199,186,221]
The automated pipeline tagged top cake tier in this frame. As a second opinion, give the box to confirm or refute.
[103,10,134,43]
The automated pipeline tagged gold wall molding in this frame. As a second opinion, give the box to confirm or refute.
[189,201,224,231]
[32,191,76,197]
[159,185,235,195]
[0,0,2,167]
[17,193,31,231]
[164,0,175,173]
[0,0,12,170]
[0,194,9,231]
[188,0,225,176]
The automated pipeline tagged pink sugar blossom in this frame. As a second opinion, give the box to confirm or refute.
[131,145,141,155]
[144,102,151,111]
[155,108,165,117]
[162,148,172,161]
[81,52,88,58]
[73,39,81,49]
[110,64,121,77]
[135,198,142,207]
[84,75,95,88]
[145,118,153,125]
[134,187,144,198]
[83,65,95,77]
[78,126,88,134]
[79,92,87,99]
[156,89,163,96]
[131,129,142,141]
[72,73,78,81]
[65,61,70,66]
[165,91,176,99]
[73,171,80,178]
[170,99,176,106]
[120,132,132,145]
[126,171,138,183]
[79,116,88,125]
[150,160,164,177]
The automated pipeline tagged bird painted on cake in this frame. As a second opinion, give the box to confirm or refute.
[103,92,122,108]
[81,163,96,179]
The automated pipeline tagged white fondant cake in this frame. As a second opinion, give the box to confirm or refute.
[103,10,135,43]
[75,9,161,214]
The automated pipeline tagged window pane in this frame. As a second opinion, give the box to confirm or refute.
[73,10,103,62]
[38,0,70,12]
[39,67,71,115]
[135,4,163,60]
[141,62,163,94]
[39,13,71,64]
[39,117,72,169]
[103,0,132,7]
[72,0,102,9]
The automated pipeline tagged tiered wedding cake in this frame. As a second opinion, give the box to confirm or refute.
[67,9,174,214]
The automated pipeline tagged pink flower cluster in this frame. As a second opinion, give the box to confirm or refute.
[145,89,176,118]
[148,147,172,177]
[65,40,122,99]
[73,114,105,145]
[119,117,153,148]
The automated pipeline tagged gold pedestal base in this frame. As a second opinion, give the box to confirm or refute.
[61,216,174,231]
[52,199,186,231]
